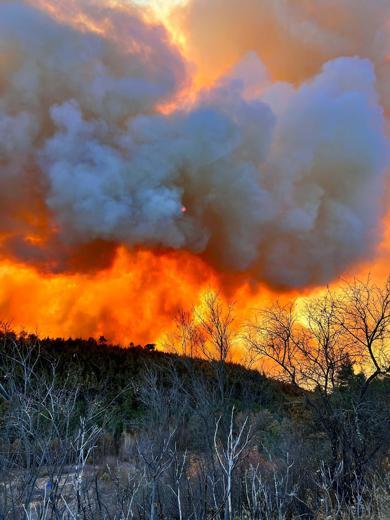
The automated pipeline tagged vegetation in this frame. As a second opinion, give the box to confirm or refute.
[0,278,389,519]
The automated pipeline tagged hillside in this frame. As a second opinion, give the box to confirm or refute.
[0,326,389,519]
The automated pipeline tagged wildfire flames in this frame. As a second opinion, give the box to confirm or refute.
[0,0,388,345]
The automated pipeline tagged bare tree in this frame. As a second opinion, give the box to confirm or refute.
[167,446,187,520]
[336,276,390,395]
[214,406,251,520]
[244,453,298,520]
[170,309,205,359]
[246,277,390,503]
[134,363,188,519]
[170,292,236,406]
[137,429,176,520]
[0,329,113,518]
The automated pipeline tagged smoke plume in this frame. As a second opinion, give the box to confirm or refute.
[178,0,390,115]
[0,0,389,291]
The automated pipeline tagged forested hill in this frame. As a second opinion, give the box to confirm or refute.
[1,331,298,436]
[1,327,389,518]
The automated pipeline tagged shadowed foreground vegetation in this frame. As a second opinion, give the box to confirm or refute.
[0,277,389,519]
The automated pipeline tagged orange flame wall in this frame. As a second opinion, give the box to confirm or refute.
[0,248,217,344]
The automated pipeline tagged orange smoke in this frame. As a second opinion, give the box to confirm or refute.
[175,0,390,104]
[354,211,390,282]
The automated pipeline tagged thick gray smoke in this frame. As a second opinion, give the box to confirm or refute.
[0,1,389,288]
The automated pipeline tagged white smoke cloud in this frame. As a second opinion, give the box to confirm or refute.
[0,1,389,288]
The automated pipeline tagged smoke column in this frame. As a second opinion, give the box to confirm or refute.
[0,0,388,341]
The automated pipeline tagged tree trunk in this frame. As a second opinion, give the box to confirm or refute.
[225,464,233,520]
[150,480,157,520]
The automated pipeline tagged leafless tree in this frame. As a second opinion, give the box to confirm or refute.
[214,406,251,520]
[244,452,299,520]
[0,328,113,518]
[170,309,205,359]
[246,276,390,503]
[169,292,236,408]
[167,446,187,520]
[137,429,176,520]
[336,276,390,395]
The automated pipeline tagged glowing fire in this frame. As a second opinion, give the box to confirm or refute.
[0,248,217,344]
